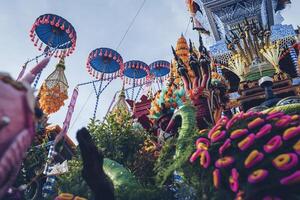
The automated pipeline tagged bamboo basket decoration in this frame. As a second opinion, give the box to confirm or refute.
[39,58,68,114]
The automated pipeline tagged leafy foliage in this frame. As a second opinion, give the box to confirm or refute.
[58,107,167,199]
[154,128,209,199]
[88,109,147,172]
[57,153,94,199]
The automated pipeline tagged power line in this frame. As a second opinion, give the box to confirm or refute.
[69,0,147,131]
[116,0,147,50]
[184,17,191,36]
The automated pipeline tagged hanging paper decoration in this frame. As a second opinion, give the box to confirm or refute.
[86,47,124,80]
[29,14,77,57]
[185,0,210,34]
[149,60,170,83]
[123,60,150,85]
[39,58,69,115]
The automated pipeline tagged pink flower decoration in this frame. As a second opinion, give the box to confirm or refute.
[273,153,298,171]
[195,138,210,148]
[232,168,239,180]
[248,169,269,184]
[264,135,282,153]
[213,169,221,189]
[216,116,228,126]
[275,115,292,127]
[244,150,264,168]
[219,138,231,155]
[226,112,243,130]
[266,111,284,121]
[190,149,202,163]
[208,125,222,139]
[229,175,239,192]
[230,129,248,140]
[255,124,272,139]
[283,126,300,141]
[211,130,226,143]
[280,170,300,185]
[215,156,235,168]
[248,117,265,129]
[200,150,211,168]
[238,134,255,151]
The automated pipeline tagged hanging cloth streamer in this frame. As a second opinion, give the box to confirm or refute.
[54,87,79,145]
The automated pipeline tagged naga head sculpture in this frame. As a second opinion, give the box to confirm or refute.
[171,34,228,129]
[0,57,50,198]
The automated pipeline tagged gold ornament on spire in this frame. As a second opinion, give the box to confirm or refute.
[171,34,195,83]
[111,86,131,123]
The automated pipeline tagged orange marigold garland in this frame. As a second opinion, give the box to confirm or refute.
[39,58,68,115]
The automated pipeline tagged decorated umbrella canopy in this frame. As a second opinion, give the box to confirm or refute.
[86,47,124,119]
[123,60,149,85]
[86,47,124,80]
[149,60,170,83]
[123,60,150,100]
[29,14,77,58]
[39,58,68,115]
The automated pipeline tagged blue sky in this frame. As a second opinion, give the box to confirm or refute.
[0,0,299,141]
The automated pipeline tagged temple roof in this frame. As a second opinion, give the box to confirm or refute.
[209,24,296,57]
[111,86,131,114]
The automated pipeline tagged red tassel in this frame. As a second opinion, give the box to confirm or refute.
[104,50,108,57]
[45,15,50,24]
[69,30,74,39]
[55,18,61,27]
[34,38,39,46]
[60,23,65,30]
[30,25,35,34]
[38,42,43,51]
[37,17,42,25]
[50,16,56,26]
[41,16,46,24]
[58,51,63,58]
[109,51,112,58]
[100,49,103,56]
[35,18,40,26]
[66,25,71,34]
[66,48,70,56]
[54,50,59,58]
[31,33,36,42]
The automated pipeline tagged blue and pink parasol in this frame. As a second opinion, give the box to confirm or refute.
[149,60,170,82]
[29,14,77,58]
[86,47,124,80]
[123,60,150,85]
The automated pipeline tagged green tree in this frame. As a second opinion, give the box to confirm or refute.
[88,108,148,172]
